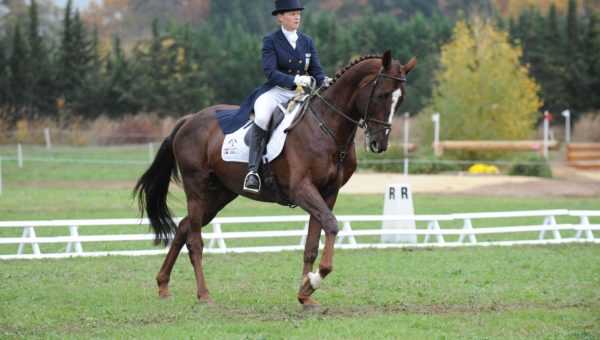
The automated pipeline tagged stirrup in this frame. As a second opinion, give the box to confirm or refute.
[243,171,261,193]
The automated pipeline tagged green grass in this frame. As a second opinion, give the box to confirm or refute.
[1,144,599,338]
[1,245,598,338]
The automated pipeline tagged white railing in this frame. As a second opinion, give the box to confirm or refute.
[0,210,598,260]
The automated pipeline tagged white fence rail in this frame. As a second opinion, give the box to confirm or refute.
[0,210,598,260]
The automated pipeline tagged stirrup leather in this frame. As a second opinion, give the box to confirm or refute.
[243,171,261,193]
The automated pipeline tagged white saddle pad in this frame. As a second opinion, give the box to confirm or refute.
[221,102,303,163]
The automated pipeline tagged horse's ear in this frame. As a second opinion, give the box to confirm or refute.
[404,57,417,75]
[382,50,392,71]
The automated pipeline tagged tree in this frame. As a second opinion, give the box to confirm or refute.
[103,35,139,116]
[583,11,600,110]
[428,17,542,156]
[0,43,12,115]
[28,0,56,117]
[9,22,31,122]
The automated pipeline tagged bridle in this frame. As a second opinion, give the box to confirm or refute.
[307,66,407,160]
[362,67,407,136]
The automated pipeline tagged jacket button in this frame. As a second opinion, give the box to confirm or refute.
[296,70,300,74]
[299,60,303,64]
[288,70,292,73]
[288,59,292,63]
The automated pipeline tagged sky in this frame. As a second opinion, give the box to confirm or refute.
[52,0,97,10]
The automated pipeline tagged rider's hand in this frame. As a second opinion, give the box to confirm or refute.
[294,75,312,87]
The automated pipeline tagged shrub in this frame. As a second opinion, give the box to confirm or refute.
[508,153,552,178]
[356,145,461,174]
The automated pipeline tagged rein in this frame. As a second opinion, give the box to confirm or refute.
[305,66,407,158]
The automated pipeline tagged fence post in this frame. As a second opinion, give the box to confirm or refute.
[336,221,357,245]
[17,143,23,168]
[66,225,83,254]
[148,143,155,162]
[17,226,41,256]
[432,113,440,157]
[208,223,227,250]
[403,112,410,177]
[424,220,445,244]
[458,218,478,244]
[0,157,3,196]
[44,128,52,150]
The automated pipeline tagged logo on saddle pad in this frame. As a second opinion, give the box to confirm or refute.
[221,103,302,163]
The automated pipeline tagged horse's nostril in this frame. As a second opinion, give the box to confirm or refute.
[370,141,379,152]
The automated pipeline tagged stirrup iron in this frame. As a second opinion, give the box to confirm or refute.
[243,171,261,193]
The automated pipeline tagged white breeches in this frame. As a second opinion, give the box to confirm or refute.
[253,86,296,130]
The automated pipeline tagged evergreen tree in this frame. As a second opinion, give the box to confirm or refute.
[28,0,56,118]
[57,0,73,99]
[77,26,105,118]
[103,35,139,116]
[564,0,587,114]
[9,22,32,122]
[213,21,262,104]
[0,44,12,115]
[583,12,600,110]
[169,24,215,114]
[543,4,569,112]
[131,18,170,113]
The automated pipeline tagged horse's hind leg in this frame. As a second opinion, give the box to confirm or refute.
[184,172,238,302]
[156,216,190,298]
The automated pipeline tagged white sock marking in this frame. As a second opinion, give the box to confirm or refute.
[308,270,323,289]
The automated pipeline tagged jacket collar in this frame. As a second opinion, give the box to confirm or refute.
[275,29,303,59]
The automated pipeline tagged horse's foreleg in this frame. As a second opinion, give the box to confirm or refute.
[156,217,189,298]
[294,187,339,310]
[298,216,322,306]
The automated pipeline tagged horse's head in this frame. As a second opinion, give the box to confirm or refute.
[356,50,416,153]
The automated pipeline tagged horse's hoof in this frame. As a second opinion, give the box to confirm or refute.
[198,299,217,307]
[303,303,322,312]
[158,291,171,298]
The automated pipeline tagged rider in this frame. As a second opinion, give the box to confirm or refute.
[242,0,331,193]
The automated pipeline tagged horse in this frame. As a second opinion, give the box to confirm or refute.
[133,50,416,311]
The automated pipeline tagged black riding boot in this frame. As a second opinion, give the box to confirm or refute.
[243,123,267,193]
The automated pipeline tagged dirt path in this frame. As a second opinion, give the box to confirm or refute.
[340,166,600,197]
[12,166,600,197]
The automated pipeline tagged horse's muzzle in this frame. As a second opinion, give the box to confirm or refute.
[369,140,387,153]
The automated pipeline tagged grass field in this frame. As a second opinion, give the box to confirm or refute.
[1,144,599,338]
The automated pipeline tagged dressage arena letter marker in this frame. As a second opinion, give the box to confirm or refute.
[381,183,417,243]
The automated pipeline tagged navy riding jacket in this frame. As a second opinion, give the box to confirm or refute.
[217,28,326,134]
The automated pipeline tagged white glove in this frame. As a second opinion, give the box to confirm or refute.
[323,76,333,88]
[294,75,312,87]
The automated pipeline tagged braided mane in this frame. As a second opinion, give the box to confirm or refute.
[330,54,382,86]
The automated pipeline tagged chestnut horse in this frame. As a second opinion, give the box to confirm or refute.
[133,50,415,310]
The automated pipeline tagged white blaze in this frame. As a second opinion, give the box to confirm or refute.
[388,89,402,125]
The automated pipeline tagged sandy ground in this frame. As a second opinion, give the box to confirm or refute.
[11,166,599,198]
[340,166,600,197]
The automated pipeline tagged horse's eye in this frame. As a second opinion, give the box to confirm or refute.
[377,93,390,99]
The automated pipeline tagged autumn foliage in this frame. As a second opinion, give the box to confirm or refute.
[430,17,542,142]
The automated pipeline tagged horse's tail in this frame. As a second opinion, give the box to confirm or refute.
[133,117,189,246]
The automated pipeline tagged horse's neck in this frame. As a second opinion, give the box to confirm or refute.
[316,64,374,139]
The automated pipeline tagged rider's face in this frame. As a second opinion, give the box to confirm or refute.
[278,11,301,31]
